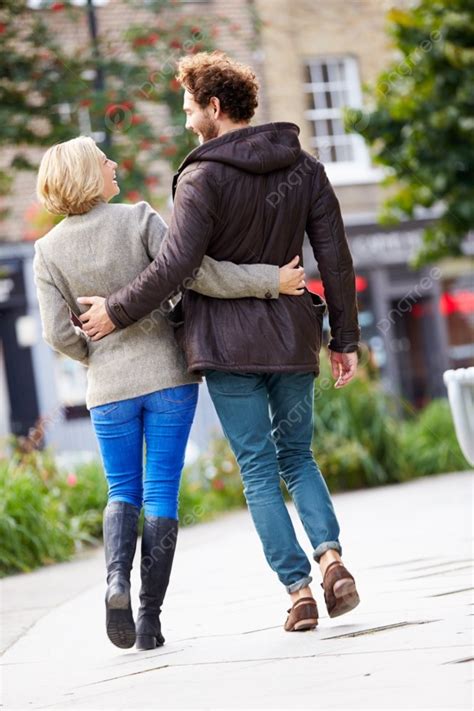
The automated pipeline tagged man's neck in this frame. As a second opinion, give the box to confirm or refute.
[216,121,250,138]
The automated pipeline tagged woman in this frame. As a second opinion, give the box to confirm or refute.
[33,136,305,651]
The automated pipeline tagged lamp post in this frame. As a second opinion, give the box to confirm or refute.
[86,0,111,148]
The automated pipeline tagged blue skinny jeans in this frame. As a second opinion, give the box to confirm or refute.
[90,384,198,519]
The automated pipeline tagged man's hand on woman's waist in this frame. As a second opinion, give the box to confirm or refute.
[77,296,116,341]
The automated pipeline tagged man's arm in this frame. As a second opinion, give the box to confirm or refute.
[106,167,218,329]
[305,162,360,354]
[33,243,89,364]
[136,200,280,300]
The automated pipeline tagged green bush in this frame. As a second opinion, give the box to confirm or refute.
[398,399,468,478]
[316,436,387,492]
[0,448,108,576]
[0,456,75,574]
[312,351,468,490]
[179,437,246,524]
[59,462,108,542]
[313,355,407,489]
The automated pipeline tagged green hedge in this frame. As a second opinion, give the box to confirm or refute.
[312,353,468,491]
[0,438,246,577]
[0,354,468,576]
[0,448,108,576]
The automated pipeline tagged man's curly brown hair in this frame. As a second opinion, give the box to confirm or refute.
[176,51,259,122]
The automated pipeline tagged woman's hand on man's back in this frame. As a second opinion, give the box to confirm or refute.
[279,256,306,295]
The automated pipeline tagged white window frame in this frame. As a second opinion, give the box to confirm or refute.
[303,55,383,186]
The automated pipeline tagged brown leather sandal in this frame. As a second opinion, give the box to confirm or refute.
[284,596,318,632]
[321,561,360,618]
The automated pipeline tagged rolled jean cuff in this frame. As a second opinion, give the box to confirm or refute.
[313,541,342,563]
[285,575,313,594]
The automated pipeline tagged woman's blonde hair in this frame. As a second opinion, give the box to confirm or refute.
[37,136,105,216]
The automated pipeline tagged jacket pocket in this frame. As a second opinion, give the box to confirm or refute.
[166,295,184,328]
[307,290,326,352]
[308,290,326,323]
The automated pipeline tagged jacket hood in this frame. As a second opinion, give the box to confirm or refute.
[176,122,302,178]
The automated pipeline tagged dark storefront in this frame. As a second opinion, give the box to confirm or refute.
[305,220,474,409]
[0,250,40,436]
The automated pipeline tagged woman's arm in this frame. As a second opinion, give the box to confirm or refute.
[33,242,89,364]
[137,201,280,299]
[189,257,280,299]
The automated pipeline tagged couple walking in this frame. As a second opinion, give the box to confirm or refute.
[34,51,360,651]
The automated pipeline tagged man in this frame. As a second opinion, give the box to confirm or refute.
[79,51,361,631]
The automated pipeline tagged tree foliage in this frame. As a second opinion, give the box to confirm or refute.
[345,0,474,265]
[0,0,220,227]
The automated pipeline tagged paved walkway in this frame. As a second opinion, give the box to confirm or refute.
[1,471,473,710]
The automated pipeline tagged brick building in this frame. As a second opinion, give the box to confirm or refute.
[254,0,473,407]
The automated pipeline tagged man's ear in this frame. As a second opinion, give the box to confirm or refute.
[210,96,221,118]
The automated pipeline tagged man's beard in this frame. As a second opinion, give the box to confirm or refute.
[196,113,219,143]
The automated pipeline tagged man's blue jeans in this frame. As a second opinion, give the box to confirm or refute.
[90,384,198,519]
[205,371,342,593]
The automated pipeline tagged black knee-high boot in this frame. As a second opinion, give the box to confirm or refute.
[103,501,140,649]
[136,516,178,650]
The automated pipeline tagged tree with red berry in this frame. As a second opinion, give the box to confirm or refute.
[0,0,221,230]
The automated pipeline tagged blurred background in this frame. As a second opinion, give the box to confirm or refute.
[0,0,472,574]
